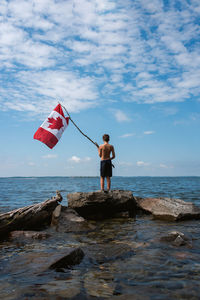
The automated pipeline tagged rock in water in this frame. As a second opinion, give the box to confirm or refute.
[52,207,96,232]
[0,191,62,238]
[160,231,189,242]
[135,197,200,221]
[9,230,50,240]
[49,248,84,270]
[160,231,192,247]
[67,190,136,220]
[84,243,135,264]
[10,247,84,275]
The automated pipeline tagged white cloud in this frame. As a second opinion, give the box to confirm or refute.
[159,163,174,169]
[112,109,131,122]
[119,133,135,138]
[151,106,178,116]
[84,157,92,162]
[136,161,150,167]
[1,70,98,114]
[28,162,36,166]
[144,131,155,135]
[69,156,81,163]
[68,156,92,163]
[159,163,168,168]
[118,161,133,167]
[42,154,58,159]
[0,0,200,115]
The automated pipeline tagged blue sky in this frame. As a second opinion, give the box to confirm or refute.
[0,0,200,177]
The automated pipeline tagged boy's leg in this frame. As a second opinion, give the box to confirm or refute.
[100,176,105,191]
[106,176,111,191]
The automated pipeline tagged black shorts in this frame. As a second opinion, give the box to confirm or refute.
[100,159,112,178]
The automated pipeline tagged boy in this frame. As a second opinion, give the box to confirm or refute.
[97,134,115,192]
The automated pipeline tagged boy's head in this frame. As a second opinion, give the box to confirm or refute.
[103,134,110,142]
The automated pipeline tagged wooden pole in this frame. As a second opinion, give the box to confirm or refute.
[59,102,99,148]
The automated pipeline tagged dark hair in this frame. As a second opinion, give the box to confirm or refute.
[103,134,110,142]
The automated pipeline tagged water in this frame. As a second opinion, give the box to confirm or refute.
[0,176,200,299]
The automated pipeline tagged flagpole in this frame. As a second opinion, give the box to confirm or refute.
[59,102,99,148]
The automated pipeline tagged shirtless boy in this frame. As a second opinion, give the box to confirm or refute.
[97,134,115,192]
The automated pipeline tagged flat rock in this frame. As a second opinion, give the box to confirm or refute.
[67,190,136,220]
[135,196,200,221]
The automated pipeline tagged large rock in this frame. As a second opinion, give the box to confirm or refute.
[67,190,136,220]
[135,196,200,221]
[0,191,63,238]
[51,206,96,232]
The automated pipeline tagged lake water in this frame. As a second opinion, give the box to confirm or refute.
[0,176,200,299]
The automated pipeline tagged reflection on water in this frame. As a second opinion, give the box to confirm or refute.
[0,177,200,299]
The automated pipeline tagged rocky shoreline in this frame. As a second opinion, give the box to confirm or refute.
[1,189,200,298]
[0,190,199,273]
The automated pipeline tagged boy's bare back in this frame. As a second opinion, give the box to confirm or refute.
[99,143,115,160]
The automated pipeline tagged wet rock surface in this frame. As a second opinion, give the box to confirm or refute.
[0,191,62,238]
[135,196,200,221]
[84,269,116,298]
[10,247,85,274]
[67,190,136,220]
[48,247,84,270]
[160,231,192,247]
[1,187,200,299]
[84,243,135,264]
[9,230,50,240]
[52,206,96,233]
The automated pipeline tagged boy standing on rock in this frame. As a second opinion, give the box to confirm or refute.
[96,134,115,192]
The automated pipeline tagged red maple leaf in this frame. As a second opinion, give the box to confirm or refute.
[48,116,64,130]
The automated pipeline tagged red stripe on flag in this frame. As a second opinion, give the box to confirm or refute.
[34,127,58,149]
[54,104,65,118]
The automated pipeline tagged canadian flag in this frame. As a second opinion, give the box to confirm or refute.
[34,104,69,149]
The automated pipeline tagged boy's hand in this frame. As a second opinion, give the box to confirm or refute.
[95,142,99,148]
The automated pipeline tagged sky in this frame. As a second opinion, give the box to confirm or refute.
[0,0,200,177]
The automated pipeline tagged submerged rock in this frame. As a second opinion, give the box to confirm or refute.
[52,206,96,232]
[49,247,84,270]
[40,278,81,299]
[67,190,136,220]
[135,196,200,221]
[9,230,50,240]
[160,231,192,247]
[84,243,135,264]
[160,231,189,242]
[11,247,85,274]
[84,270,116,298]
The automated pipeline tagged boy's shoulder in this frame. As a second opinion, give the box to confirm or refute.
[100,143,113,148]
